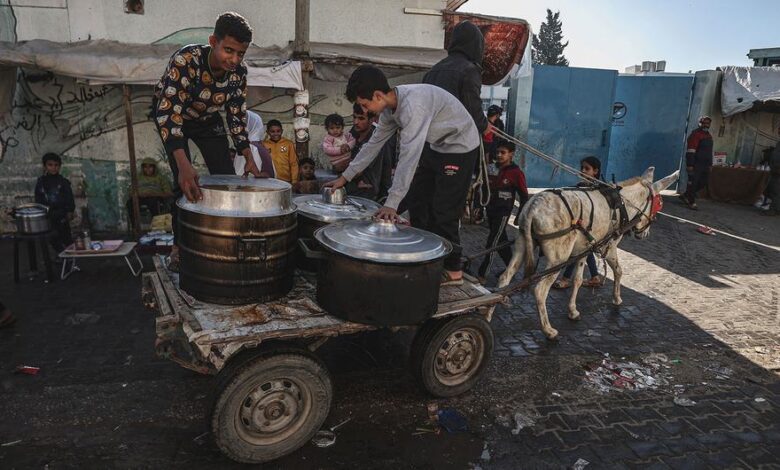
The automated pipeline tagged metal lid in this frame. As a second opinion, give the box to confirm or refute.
[293,193,381,223]
[314,219,452,263]
[177,175,295,217]
[14,203,48,216]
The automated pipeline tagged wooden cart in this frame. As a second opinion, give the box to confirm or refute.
[142,256,503,464]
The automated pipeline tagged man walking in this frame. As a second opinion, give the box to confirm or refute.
[680,116,714,210]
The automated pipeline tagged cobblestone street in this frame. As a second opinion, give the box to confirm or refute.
[1,197,778,469]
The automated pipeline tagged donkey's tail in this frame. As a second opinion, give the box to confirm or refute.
[523,219,536,278]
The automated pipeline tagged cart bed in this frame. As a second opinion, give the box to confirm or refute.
[143,256,502,373]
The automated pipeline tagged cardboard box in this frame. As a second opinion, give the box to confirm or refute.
[713,152,727,166]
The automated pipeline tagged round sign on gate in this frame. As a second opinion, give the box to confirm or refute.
[612,102,627,120]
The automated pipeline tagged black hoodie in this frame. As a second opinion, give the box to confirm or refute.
[423,21,488,134]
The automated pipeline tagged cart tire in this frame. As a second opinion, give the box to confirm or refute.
[211,352,332,464]
[410,314,494,398]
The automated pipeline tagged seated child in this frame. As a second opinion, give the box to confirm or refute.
[294,157,320,194]
[127,157,174,227]
[321,113,355,173]
[554,156,604,288]
[35,152,75,251]
[477,141,528,282]
[263,119,299,184]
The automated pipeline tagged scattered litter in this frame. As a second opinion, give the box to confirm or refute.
[551,392,562,398]
[121,383,127,388]
[754,397,767,403]
[626,430,640,439]
[511,412,536,435]
[192,432,209,444]
[130,328,141,335]
[701,365,732,379]
[584,329,601,337]
[64,313,101,325]
[329,417,352,433]
[754,347,769,355]
[671,359,682,364]
[1,440,22,447]
[696,226,716,236]
[572,458,590,470]
[14,365,40,375]
[674,397,697,407]
[437,408,469,434]
[583,354,670,394]
[124,355,133,366]
[730,399,744,404]
[113,425,121,432]
[480,443,491,462]
[311,430,336,448]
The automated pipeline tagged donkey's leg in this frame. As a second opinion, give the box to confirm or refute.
[497,238,524,288]
[568,259,586,320]
[533,252,563,339]
[604,243,622,305]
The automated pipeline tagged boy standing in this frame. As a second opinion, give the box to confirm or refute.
[263,119,299,184]
[35,153,75,252]
[294,157,320,194]
[327,65,479,285]
[477,141,528,282]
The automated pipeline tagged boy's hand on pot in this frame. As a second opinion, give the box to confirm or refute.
[178,163,202,202]
[374,206,399,222]
[324,176,347,189]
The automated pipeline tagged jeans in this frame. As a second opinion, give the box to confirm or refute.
[563,253,599,279]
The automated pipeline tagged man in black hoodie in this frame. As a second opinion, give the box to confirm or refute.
[423,20,488,134]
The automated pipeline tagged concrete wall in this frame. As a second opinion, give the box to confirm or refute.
[0,0,445,232]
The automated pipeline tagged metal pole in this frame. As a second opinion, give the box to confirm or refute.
[294,0,311,160]
[123,84,141,238]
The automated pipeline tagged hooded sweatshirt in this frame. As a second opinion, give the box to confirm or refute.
[423,21,488,134]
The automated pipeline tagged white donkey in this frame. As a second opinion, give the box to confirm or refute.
[497,167,679,340]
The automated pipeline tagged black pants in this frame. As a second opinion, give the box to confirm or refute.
[684,166,710,204]
[50,216,72,252]
[406,146,479,272]
[477,213,512,278]
[157,116,234,243]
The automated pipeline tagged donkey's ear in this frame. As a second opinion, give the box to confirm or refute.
[641,167,655,183]
[652,170,680,193]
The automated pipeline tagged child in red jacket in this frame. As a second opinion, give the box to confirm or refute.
[477,141,528,282]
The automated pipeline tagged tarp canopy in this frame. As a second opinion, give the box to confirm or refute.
[0,39,449,88]
[720,65,780,117]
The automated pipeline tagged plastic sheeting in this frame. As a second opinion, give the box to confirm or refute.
[720,66,780,117]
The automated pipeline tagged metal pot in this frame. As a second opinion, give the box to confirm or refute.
[12,203,50,234]
[176,176,298,304]
[292,188,380,271]
[301,219,451,326]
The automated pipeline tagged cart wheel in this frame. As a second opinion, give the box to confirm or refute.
[411,314,494,398]
[211,351,332,464]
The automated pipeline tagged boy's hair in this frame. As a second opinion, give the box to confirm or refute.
[346,65,391,102]
[352,102,376,119]
[496,140,515,153]
[299,157,316,167]
[42,152,62,165]
[266,119,283,130]
[214,12,253,44]
[580,156,602,178]
[324,114,345,128]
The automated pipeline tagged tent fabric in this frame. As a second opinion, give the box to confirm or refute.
[720,65,780,117]
[0,39,450,88]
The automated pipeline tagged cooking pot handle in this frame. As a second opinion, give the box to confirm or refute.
[237,237,267,261]
[298,238,325,260]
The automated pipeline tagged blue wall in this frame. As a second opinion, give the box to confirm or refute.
[606,75,693,182]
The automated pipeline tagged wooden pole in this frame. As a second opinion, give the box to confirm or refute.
[294,0,311,160]
[123,84,141,238]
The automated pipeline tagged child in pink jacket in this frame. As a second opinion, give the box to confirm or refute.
[321,113,356,173]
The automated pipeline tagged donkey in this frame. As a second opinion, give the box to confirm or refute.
[497,167,679,340]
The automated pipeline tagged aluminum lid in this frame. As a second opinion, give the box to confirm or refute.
[177,175,295,217]
[314,219,452,263]
[293,194,381,223]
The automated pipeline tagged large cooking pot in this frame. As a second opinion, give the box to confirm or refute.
[292,187,380,271]
[301,219,452,326]
[177,175,297,304]
[12,203,50,234]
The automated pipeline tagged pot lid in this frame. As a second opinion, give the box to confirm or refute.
[14,203,48,216]
[314,219,452,263]
[177,175,295,217]
[293,193,381,223]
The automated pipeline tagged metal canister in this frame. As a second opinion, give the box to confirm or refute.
[82,230,91,247]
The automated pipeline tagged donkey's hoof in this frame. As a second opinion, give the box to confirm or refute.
[612,298,623,306]
[544,328,560,340]
[568,311,581,321]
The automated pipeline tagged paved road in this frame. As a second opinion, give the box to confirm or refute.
[0,197,778,469]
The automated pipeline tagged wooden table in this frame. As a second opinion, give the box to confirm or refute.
[58,241,143,280]
[707,166,771,204]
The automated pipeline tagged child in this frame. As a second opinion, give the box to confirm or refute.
[553,156,604,289]
[321,113,355,173]
[233,110,275,178]
[263,119,299,184]
[294,157,320,194]
[477,141,528,282]
[35,152,75,252]
[326,65,480,285]
[127,157,174,227]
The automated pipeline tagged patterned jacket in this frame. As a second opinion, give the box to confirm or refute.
[154,44,249,154]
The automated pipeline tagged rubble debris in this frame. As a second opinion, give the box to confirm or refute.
[583,354,670,394]
[64,313,101,325]
[754,397,767,403]
[311,430,336,448]
[14,365,40,375]
[572,458,590,470]
[674,397,697,407]
[511,412,536,435]
[1,440,22,447]
[480,443,491,462]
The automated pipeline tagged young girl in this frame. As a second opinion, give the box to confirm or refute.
[553,156,604,289]
[321,113,355,173]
